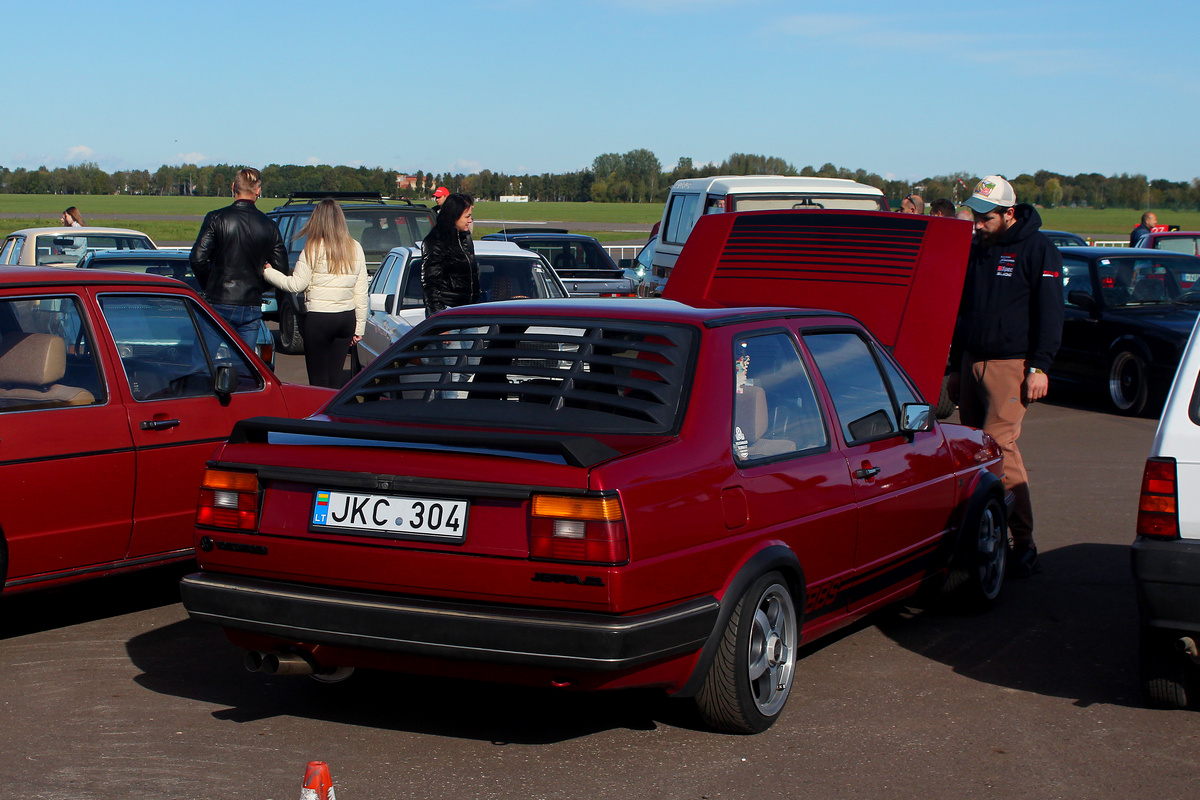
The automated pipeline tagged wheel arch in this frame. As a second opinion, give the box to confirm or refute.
[673,544,805,698]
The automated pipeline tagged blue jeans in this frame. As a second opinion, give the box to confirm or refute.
[210,303,263,352]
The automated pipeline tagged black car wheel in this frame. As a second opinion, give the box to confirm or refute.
[1108,348,1148,416]
[1140,627,1193,709]
[278,304,305,355]
[696,572,798,734]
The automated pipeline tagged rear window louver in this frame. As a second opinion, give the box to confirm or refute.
[332,316,697,435]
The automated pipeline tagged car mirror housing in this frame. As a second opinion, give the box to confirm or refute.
[1067,290,1096,312]
[899,403,933,433]
[214,365,238,402]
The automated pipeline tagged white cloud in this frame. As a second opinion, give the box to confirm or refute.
[450,159,483,174]
[66,145,95,160]
[175,152,208,165]
[305,157,323,166]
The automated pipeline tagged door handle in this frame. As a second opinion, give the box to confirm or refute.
[855,466,881,479]
[140,419,180,431]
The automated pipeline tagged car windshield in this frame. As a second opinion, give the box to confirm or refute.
[1096,256,1200,306]
[84,257,201,292]
[510,240,615,272]
[1151,235,1200,256]
[290,208,434,265]
[34,234,154,266]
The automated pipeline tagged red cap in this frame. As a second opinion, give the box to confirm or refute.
[433,187,450,198]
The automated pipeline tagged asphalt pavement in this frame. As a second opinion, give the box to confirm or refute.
[0,357,1194,799]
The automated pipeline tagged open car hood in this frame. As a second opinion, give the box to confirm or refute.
[662,209,972,404]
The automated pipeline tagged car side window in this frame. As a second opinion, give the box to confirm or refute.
[0,237,15,265]
[288,213,310,254]
[401,259,424,308]
[4,236,25,265]
[803,331,898,444]
[100,294,260,401]
[662,194,700,246]
[732,331,827,463]
[372,254,397,295]
[0,296,106,412]
[1062,258,1093,308]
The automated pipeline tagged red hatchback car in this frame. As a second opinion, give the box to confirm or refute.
[181,211,1008,733]
[0,267,332,595]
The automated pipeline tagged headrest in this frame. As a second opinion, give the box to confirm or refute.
[734,384,768,442]
[0,333,67,387]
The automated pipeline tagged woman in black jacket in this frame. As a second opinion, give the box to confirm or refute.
[421,193,478,315]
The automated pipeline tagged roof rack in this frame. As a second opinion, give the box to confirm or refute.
[279,191,418,207]
[495,228,570,236]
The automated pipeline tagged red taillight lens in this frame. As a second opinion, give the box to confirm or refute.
[1137,457,1179,539]
[529,495,628,564]
[196,469,260,532]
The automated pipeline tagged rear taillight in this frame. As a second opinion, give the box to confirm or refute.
[1137,457,1179,539]
[196,469,260,531]
[256,339,275,367]
[530,494,628,564]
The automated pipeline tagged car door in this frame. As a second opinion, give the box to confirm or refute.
[802,328,956,612]
[362,251,405,362]
[1055,256,1103,385]
[727,329,857,628]
[0,292,135,587]
[95,289,294,558]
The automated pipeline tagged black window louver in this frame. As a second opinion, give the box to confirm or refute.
[331,315,698,435]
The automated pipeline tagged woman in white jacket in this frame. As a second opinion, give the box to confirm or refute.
[263,199,368,388]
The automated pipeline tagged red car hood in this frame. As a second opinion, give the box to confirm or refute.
[662,209,972,404]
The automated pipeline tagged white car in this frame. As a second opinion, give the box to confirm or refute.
[0,227,157,267]
[1133,314,1200,708]
[356,240,570,367]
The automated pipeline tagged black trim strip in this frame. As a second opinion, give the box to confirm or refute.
[0,436,228,468]
[180,572,719,671]
[228,417,620,469]
[211,460,591,500]
[5,549,193,587]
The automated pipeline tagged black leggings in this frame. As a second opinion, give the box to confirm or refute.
[302,310,356,388]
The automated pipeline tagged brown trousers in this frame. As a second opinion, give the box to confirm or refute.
[957,357,1034,545]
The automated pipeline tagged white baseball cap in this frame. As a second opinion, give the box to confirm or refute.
[964,175,1017,214]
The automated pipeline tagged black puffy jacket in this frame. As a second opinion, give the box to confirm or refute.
[421,230,479,314]
[190,200,288,306]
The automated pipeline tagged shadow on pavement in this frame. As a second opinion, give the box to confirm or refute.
[879,542,1142,708]
[0,562,193,640]
[126,616,695,744]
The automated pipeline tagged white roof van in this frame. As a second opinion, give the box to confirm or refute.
[650,175,889,290]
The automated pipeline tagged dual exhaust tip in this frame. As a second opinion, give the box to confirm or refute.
[244,649,317,676]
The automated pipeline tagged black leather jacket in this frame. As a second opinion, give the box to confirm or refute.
[421,230,479,314]
[190,199,287,306]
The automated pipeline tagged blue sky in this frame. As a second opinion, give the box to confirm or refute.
[6,1,1199,183]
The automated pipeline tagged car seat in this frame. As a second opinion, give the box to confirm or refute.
[734,384,795,459]
[0,333,95,409]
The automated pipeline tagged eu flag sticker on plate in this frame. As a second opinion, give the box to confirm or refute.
[313,490,331,525]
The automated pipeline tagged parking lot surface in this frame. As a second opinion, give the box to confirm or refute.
[2,350,1197,799]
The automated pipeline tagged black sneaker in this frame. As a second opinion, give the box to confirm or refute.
[1008,542,1041,579]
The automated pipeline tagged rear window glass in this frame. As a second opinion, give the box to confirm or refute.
[730,194,887,212]
[288,209,434,261]
[333,316,698,435]
[34,234,154,266]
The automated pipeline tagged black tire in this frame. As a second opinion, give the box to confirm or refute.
[696,572,798,734]
[278,304,305,355]
[936,374,957,419]
[1108,348,1148,416]
[1140,627,1192,709]
[943,494,1007,610]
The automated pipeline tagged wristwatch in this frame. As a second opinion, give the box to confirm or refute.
[1027,367,1046,375]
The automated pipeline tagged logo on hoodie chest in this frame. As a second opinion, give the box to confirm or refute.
[996,254,1017,278]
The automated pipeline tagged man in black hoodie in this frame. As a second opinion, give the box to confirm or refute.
[949,175,1064,579]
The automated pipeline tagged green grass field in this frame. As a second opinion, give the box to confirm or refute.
[1,195,1196,244]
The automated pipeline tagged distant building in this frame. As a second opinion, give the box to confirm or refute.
[395,174,419,191]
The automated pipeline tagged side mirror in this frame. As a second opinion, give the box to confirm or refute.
[618,258,634,270]
[899,403,933,433]
[369,294,388,313]
[1067,290,1095,312]
[214,365,238,401]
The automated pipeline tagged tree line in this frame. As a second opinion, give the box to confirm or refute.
[2,154,1198,211]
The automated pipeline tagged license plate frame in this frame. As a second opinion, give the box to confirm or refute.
[310,488,469,543]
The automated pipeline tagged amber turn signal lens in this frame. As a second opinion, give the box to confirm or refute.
[531,495,623,521]
[202,470,258,493]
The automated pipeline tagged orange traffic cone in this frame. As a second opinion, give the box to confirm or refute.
[300,760,336,800]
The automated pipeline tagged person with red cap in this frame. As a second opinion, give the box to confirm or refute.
[432,186,450,214]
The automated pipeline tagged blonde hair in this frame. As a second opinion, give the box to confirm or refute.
[233,167,262,196]
[299,198,357,274]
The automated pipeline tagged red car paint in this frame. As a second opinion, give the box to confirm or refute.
[0,267,332,594]
[180,210,1003,733]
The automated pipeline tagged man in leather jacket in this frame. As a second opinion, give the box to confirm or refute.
[190,167,287,348]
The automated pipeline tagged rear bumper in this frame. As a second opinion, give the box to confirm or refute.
[1131,536,1200,635]
[180,572,719,672]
